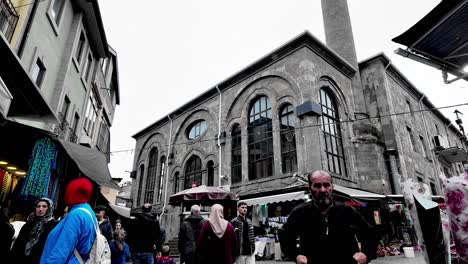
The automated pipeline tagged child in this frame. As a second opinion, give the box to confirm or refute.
[109,229,131,264]
[156,245,176,264]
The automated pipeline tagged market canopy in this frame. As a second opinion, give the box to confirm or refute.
[58,140,119,190]
[333,184,385,200]
[241,191,307,206]
[109,203,132,218]
[169,185,239,206]
[392,0,468,81]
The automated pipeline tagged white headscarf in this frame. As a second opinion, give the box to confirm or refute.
[208,204,228,238]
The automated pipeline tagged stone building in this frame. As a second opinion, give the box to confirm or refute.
[130,0,467,239]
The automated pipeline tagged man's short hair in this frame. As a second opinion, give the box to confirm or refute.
[95,205,106,212]
[308,170,332,186]
[161,245,170,256]
[142,203,152,213]
[190,204,201,214]
[237,201,247,208]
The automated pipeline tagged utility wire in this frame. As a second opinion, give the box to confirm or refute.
[108,102,468,155]
[13,0,46,9]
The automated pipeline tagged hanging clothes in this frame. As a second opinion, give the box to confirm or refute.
[19,138,57,200]
[0,171,12,202]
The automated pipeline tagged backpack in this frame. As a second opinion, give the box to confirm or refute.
[73,208,111,264]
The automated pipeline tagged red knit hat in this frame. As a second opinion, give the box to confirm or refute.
[64,178,93,206]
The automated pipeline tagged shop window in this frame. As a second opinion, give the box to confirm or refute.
[145,148,158,203]
[319,88,347,177]
[248,96,273,180]
[137,164,144,206]
[207,161,214,186]
[187,120,208,140]
[184,155,202,189]
[231,124,242,183]
[279,104,297,174]
[173,171,180,194]
[157,156,166,202]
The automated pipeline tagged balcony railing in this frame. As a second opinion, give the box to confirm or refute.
[0,0,19,42]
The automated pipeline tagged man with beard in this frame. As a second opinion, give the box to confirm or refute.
[281,170,377,264]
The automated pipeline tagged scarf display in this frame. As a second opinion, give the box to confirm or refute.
[208,204,228,238]
[0,170,12,202]
[24,198,54,256]
[20,138,57,200]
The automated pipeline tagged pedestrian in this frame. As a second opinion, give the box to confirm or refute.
[0,210,14,259]
[11,198,58,263]
[40,177,97,263]
[178,204,207,264]
[109,229,131,264]
[281,170,377,264]
[95,205,114,242]
[126,203,162,264]
[231,201,255,264]
[197,204,237,264]
[155,245,176,264]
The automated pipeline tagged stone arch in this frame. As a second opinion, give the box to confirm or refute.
[318,76,351,116]
[173,108,217,144]
[136,132,167,164]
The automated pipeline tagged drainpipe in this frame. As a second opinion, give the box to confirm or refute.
[216,86,223,187]
[17,0,39,58]
[160,114,173,222]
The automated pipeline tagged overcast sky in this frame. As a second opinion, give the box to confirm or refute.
[98,0,468,182]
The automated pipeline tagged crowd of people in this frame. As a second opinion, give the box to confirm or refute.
[0,170,379,264]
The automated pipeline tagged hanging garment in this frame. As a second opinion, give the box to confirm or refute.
[19,138,57,200]
[0,172,12,202]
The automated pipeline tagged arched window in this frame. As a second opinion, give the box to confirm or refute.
[184,155,202,189]
[319,88,347,176]
[187,120,208,140]
[280,104,297,173]
[136,164,144,206]
[145,148,158,203]
[157,156,166,202]
[231,124,242,183]
[207,161,214,186]
[173,171,180,194]
[248,96,273,180]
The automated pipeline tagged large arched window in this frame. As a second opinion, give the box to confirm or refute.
[136,164,144,206]
[231,124,242,183]
[248,96,273,180]
[173,171,180,194]
[319,88,347,177]
[145,148,158,203]
[280,104,297,173]
[184,155,202,189]
[157,156,166,202]
[207,161,214,186]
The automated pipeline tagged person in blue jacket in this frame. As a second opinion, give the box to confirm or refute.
[109,229,131,264]
[40,178,97,264]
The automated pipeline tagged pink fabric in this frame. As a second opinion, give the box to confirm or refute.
[208,204,228,238]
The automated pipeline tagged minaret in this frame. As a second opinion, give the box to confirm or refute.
[321,0,358,69]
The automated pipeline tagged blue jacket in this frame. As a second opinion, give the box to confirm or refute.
[40,203,97,264]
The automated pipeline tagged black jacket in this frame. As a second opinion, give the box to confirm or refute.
[11,219,58,264]
[230,216,255,256]
[99,217,114,242]
[127,212,161,253]
[178,214,206,255]
[281,201,377,264]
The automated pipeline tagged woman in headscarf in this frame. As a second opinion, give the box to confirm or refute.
[11,198,58,263]
[197,204,237,264]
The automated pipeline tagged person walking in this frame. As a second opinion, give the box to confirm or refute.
[40,177,97,263]
[231,201,255,264]
[109,229,131,264]
[0,211,14,259]
[281,170,377,264]
[178,204,207,264]
[126,203,162,264]
[11,198,58,263]
[95,205,114,242]
[197,204,237,264]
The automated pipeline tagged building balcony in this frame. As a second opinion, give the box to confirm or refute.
[0,0,18,42]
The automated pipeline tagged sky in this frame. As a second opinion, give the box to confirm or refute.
[98,0,468,182]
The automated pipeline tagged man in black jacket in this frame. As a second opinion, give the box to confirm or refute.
[178,205,206,264]
[94,205,113,242]
[128,203,162,264]
[231,201,255,263]
[281,170,377,264]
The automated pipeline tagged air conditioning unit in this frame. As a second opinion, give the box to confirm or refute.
[433,135,449,150]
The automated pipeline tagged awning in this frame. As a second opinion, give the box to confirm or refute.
[435,147,468,163]
[0,33,57,122]
[109,203,132,218]
[58,140,119,190]
[242,191,307,206]
[333,185,385,200]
